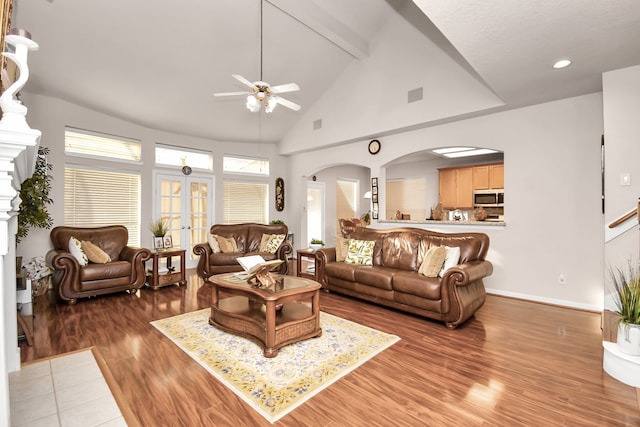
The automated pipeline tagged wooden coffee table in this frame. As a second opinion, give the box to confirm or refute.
[209,273,322,357]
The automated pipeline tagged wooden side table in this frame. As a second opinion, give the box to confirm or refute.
[145,248,187,290]
[296,248,318,280]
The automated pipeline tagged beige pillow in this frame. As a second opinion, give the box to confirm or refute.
[335,236,349,262]
[81,240,111,264]
[217,236,238,253]
[419,246,446,277]
[208,234,221,253]
[259,233,272,252]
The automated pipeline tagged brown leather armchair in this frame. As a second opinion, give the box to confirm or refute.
[46,225,151,304]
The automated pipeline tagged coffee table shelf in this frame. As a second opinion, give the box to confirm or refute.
[209,273,322,357]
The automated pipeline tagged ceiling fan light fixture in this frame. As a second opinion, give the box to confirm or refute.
[246,95,261,112]
[265,97,278,113]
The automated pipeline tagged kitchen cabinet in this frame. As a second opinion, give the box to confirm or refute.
[440,163,504,209]
[439,167,473,209]
[472,164,504,190]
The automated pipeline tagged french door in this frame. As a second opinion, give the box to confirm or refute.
[155,173,214,268]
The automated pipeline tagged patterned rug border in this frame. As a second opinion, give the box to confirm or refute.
[151,308,400,423]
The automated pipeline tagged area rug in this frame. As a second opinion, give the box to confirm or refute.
[151,308,400,423]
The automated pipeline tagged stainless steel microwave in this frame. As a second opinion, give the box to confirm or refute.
[473,189,504,207]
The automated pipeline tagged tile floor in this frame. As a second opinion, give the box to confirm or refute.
[9,349,127,427]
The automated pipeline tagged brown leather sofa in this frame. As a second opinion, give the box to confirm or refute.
[46,225,152,304]
[193,223,293,281]
[315,227,493,328]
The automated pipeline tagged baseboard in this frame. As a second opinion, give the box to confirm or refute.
[485,288,602,312]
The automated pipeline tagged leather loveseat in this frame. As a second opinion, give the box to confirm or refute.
[193,222,293,282]
[46,225,152,304]
[315,227,493,328]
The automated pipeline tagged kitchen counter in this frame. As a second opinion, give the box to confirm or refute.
[379,219,506,227]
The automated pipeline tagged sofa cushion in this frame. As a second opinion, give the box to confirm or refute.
[418,246,446,277]
[81,240,111,264]
[80,260,130,282]
[258,234,272,251]
[208,234,221,253]
[439,246,461,277]
[381,232,420,271]
[217,236,238,253]
[345,239,375,265]
[69,237,88,266]
[335,236,349,262]
[354,266,396,291]
[393,271,442,300]
[210,252,241,266]
[264,234,285,253]
[324,262,359,282]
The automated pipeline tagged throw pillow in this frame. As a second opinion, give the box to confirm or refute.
[217,236,238,253]
[335,236,349,262]
[265,234,285,254]
[81,240,111,264]
[344,239,375,265]
[438,246,461,277]
[68,236,88,266]
[208,234,221,253]
[259,233,272,252]
[418,246,446,277]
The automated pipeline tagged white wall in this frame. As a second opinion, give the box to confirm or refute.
[602,65,640,308]
[16,93,293,262]
[288,93,605,309]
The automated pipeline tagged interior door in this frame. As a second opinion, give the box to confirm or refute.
[156,173,214,269]
[306,181,325,247]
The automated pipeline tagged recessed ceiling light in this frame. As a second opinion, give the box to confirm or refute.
[432,147,472,154]
[443,148,498,158]
[553,59,572,69]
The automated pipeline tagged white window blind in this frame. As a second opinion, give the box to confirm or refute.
[223,181,268,224]
[65,127,141,162]
[223,155,269,176]
[64,166,141,246]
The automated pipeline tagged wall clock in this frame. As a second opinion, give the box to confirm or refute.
[181,165,192,175]
[368,139,381,155]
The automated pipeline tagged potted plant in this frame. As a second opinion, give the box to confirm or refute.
[16,146,53,245]
[309,238,324,251]
[149,218,169,237]
[360,211,371,226]
[610,262,640,355]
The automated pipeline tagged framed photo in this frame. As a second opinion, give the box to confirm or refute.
[163,235,173,249]
[372,186,378,195]
[371,177,378,187]
[153,237,164,250]
[372,203,379,219]
[372,194,378,203]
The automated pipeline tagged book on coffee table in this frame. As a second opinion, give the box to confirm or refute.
[234,255,283,280]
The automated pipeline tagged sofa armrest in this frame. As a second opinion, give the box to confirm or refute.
[315,247,336,286]
[46,249,82,299]
[274,240,293,274]
[193,242,213,280]
[441,259,493,328]
[120,246,152,284]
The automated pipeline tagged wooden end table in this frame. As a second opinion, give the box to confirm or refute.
[296,248,319,280]
[209,273,322,358]
[145,248,187,290]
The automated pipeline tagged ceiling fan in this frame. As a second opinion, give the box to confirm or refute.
[213,0,301,113]
[214,74,301,113]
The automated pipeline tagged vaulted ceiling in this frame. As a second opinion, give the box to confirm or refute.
[13,0,640,146]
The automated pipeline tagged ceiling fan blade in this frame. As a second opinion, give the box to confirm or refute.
[232,74,257,89]
[270,82,300,94]
[275,96,301,111]
[213,91,249,97]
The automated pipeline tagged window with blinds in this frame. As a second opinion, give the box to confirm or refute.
[65,127,141,162]
[64,167,141,246]
[223,181,268,224]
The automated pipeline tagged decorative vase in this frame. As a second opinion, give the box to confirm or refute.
[617,323,640,356]
[475,206,487,221]
[309,244,323,251]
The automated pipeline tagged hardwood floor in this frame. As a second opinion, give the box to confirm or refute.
[18,270,640,426]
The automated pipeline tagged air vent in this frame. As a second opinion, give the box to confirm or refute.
[313,119,322,130]
[408,87,423,103]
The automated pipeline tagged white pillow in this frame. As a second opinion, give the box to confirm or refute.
[438,246,461,278]
[69,236,88,266]
[208,234,221,253]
